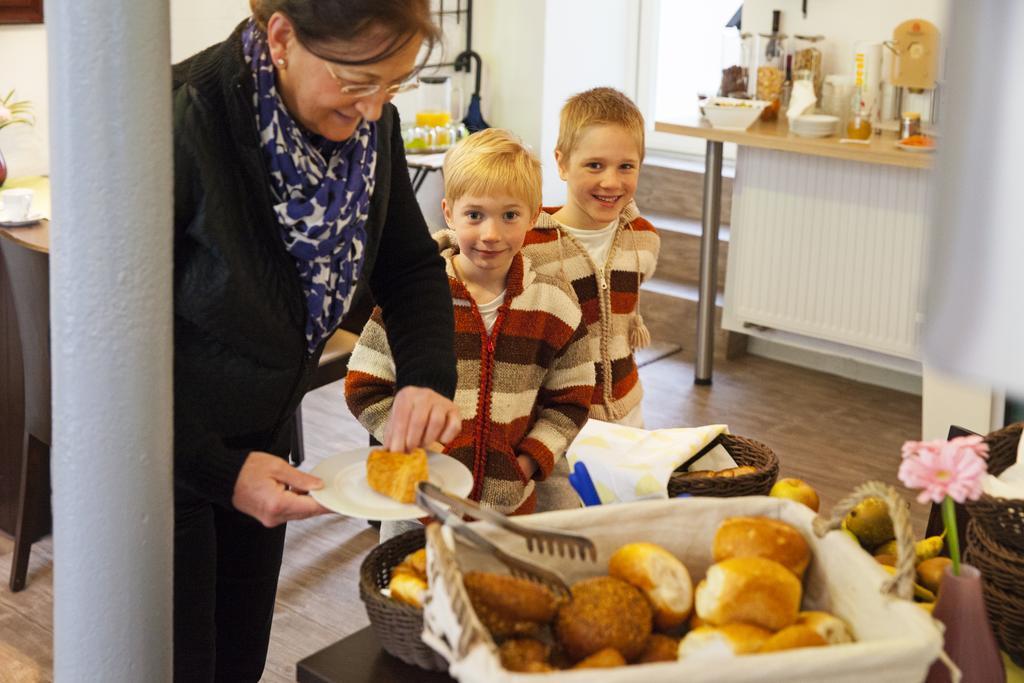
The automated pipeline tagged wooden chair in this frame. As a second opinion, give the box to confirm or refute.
[0,237,52,592]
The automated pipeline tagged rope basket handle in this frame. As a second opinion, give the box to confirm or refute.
[812,480,916,601]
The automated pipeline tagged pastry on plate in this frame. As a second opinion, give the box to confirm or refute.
[366,447,429,503]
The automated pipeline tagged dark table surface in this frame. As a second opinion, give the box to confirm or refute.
[297,626,455,683]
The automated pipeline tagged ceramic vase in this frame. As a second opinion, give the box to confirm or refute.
[925,563,1004,683]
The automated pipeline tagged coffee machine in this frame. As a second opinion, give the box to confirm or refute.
[882,19,941,125]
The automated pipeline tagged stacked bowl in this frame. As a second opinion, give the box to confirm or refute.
[789,114,839,138]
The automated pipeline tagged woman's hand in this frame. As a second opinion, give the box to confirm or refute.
[384,386,461,453]
[232,451,331,527]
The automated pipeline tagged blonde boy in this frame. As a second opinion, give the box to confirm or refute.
[523,87,660,427]
[346,129,594,521]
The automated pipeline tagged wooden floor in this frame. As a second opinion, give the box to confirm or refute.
[0,350,925,682]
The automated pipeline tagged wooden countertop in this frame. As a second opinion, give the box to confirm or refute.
[655,117,933,170]
[0,176,51,254]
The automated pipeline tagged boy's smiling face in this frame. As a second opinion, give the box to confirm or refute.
[443,194,538,283]
[555,123,641,229]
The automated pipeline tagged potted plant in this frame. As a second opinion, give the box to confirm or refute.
[0,89,35,187]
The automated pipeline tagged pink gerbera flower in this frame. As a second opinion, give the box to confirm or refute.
[898,435,990,504]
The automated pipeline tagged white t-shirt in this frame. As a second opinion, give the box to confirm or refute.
[476,290,506,333]
[561,218,619,268]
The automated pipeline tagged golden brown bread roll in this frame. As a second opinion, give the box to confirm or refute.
[608,542,693,630]
[463,571,560,624]
[694,557,801,631]
[391,548,428,582]
[637,634,680,663]
[471,601,544,638]
[677,623,772,660]
[498,638,550,672]
[714,465,758,478]
[572,647,627,669]
[388,572,427,608]
[712,517,811,578]
[556,576,653,662]
[795,611,854,644]
[759,624,827,652]
[366,447,428,503]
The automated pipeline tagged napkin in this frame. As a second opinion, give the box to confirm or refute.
[786,80,817,120]
[982,431,1024,499]
[565,420,729,504]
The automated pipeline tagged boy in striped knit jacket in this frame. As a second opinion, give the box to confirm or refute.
[345,129,595,528]
[523,87,660,427]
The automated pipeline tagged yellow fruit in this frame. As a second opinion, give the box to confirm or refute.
[915,536,944,564]
[880,565,936,602]
[844,498,896,549]
[917,601,935,614]
[873,554,897,567]
[873,539,898,557]
[916,557,953,594]
[769,478,821,512]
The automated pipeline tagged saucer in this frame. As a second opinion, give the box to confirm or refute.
[0,212,44,227]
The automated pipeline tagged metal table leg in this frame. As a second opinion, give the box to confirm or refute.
[411,167,430,193]
[695,140,723,385]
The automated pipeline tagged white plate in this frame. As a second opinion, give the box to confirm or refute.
[310,447,473,520]
[0,212,44,227]
[895,141,936,153]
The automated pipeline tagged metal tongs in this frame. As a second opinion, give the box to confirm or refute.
[415,482,597,598]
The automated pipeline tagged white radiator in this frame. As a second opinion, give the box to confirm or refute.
[723,147,931,361]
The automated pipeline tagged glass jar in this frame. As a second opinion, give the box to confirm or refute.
[719,29,751,98]
[756,31,786,120]
[792,34,825,99]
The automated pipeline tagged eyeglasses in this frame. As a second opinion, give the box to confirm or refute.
[322,63,420,98]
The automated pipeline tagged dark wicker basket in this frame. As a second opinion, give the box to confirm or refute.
[667,433,779,498]
[358,527,447,671]
[965,422,1024,553]
[965,519,1024,667]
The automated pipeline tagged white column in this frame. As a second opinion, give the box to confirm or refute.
[46,0,174,680]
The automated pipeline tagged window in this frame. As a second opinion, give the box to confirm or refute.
[636,0,742,160]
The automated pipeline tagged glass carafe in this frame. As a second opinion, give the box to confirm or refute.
[416,76,462,129]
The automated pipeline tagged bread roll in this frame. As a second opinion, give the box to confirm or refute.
[572,647,627,669]
[760,624,827,652]
[498,638,550,672]
[463,571,560,623]
[366,447,428,503]
[556,576,652,662]
[637,634,680,663]
[608,542,694,630]
[388,573,427,608]
[677,623,772,660]
[714,465,758,478]
[694,557,801,631]
[391,548,428,582]
[795,611,854,644]
[712,517,811,578]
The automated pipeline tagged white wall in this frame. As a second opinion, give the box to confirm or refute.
[0,1,251,180]
[0,24,50,178]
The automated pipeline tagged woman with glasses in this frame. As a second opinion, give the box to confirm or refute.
[171,1,459,679]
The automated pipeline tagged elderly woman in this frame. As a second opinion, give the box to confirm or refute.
[172,1,459,679]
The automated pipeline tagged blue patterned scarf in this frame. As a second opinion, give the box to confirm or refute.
[242,19,378,352]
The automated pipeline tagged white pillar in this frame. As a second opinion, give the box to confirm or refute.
[46,0,174,680]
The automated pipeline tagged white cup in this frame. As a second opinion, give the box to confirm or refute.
[1,189,33,221]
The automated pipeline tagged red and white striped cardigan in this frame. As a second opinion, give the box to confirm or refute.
[344,231,594,514]
[522,201,660,421]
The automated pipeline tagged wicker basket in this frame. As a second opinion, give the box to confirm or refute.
[358,527,447,671]
[667,433,779,498]
[965,422,1024,553]
[964,519,1024,667]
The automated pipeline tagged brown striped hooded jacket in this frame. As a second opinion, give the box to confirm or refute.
[521,201,660,421]
[344,231,594,514]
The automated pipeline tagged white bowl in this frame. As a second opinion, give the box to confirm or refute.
[702,97,769,131]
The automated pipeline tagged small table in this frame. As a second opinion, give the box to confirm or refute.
[297,626,454,683]
[406,152,446,193]
[652,117,932,385]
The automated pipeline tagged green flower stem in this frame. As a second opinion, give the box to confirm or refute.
[942,496,961,576]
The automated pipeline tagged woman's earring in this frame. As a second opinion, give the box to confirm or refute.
[276,58,286,68]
